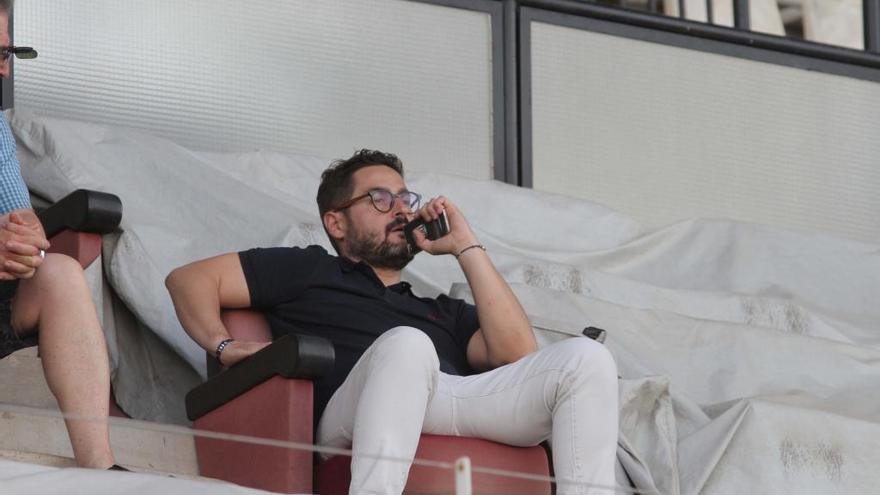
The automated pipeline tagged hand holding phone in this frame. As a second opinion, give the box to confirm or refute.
[404,210,450,255]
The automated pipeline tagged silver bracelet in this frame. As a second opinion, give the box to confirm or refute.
[215,338,235,365]
[454,244,485,259]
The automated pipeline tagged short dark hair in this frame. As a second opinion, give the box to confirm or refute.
[316,149,405,254]
[0,0,12,15]
[316,149,405,217]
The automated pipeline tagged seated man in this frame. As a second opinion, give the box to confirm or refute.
[166,149,618,494]
[0,0,119,469]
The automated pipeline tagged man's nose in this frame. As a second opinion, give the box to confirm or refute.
[391,196,411,215]
[0,63,9,79]
[394,209,411,221]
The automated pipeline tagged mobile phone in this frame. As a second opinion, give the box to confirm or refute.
[404,210,450,255]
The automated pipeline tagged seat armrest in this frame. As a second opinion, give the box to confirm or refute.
[44,231,103,269]
[186,333,335,421]
[37,189,123,238]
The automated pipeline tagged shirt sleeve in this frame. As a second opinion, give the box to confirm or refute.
[437,294,480,353]
[238,245,325,308]
[0,114,32,215]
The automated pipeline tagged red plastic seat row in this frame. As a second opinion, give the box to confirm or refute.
[186,309,551,494]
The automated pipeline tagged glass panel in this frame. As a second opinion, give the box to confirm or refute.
[531,21,880,243]
[14,0,496,179]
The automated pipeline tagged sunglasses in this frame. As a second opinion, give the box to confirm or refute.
[1,46,38,62]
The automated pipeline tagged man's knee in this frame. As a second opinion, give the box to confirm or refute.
[375,326,435,350]
[30,253,87,287]
[558,337,618,385]
[12,254,90,334]
[370,326,440,373]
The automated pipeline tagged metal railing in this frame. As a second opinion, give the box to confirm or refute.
[593,0,880,53]
[0,403,661,495]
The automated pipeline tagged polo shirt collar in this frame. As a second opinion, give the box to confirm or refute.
[339,256,360,273]
[390,281,413,294]
[338,255,413,294]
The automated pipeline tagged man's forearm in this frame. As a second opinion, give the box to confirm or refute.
[411,196,536,367]
[458,247,536,366]
[166,268,232,353]
[166,254,264,367]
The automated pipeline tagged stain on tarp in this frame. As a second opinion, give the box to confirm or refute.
[779,438,843,481]
[740,297,810,335]
[523,263,584,294]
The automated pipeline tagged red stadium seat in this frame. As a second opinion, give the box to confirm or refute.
[186,309,551,494]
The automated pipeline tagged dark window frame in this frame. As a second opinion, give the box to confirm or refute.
[6,0,880,184]
[513,0,880,186]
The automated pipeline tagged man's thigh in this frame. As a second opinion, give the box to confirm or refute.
[423,351,571,447]
[317,327,440,454]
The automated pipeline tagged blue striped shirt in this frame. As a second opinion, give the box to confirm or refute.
[0,113,31,215]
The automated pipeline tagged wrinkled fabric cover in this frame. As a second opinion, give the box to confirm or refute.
[0,459,280,495]
[10,109,880,494]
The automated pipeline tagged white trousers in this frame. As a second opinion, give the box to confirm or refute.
[316,327,619,495]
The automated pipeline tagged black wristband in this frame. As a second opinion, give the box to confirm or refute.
[215,338,235,366]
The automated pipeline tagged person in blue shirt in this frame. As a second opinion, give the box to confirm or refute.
[0,0,122,470]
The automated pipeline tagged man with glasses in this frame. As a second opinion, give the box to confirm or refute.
[0,0,123,470]
[167,149,618,494]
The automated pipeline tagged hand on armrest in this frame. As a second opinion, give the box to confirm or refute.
[219,340,271,368]
[36,189,122,269]
[186,333,335,421]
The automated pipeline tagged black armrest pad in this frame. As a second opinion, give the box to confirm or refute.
[185,334,335,421]
[38,189,123,238]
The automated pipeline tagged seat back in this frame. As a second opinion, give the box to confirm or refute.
[194,310,551,494]
[317,434,551,495]
[205,309,273,377]
[193,308,317,494]
[222,309,272,342]
[46,231,103,269]
[194,375,316,493]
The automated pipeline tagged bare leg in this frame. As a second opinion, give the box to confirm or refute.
[11,253,115,469]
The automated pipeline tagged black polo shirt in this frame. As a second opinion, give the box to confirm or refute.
[238,245,480,420]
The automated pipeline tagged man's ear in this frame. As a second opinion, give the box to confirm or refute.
[323,210,347,244]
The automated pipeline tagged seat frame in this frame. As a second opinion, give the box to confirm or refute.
[186,310,552,494]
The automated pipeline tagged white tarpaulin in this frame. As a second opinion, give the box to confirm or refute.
[0,459,279,494]
[9,109,880,494]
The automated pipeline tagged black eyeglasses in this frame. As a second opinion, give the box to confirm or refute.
[1,46,38,62]
[332,188,421,213]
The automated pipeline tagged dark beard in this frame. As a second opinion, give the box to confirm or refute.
[346,218,414,270]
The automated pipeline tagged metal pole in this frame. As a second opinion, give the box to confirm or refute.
[678,0,686,19]
[733,0,750,30]
[865,0,880,52]
[454,457,472,495]
[502,0,520,185]
[706,0,714,24]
